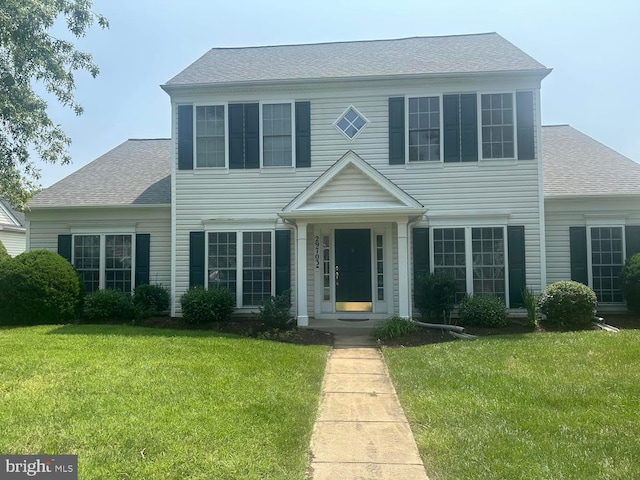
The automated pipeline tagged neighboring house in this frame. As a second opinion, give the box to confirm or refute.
[27,33,640,324]
[0,198,26,256]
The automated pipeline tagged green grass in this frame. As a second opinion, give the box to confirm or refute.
[384,331,640,480]
[0,325,329,479]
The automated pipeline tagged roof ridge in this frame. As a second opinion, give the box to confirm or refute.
[542,124,571,128]
[128,138,171,141]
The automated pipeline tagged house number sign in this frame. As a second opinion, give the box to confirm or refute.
[314,235,320,270]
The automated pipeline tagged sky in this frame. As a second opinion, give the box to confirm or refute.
[37,0,640,188]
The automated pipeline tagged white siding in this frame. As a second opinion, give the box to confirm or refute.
[0,208,13,225]
[0,230,26,256]
[27,207,171,289]
[173,78,544,316]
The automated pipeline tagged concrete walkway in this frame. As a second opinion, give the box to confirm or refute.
[308,340,429,480]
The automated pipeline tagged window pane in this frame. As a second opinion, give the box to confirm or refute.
[408,96,440,162]
[74,235,100,293]
[336,107,368,139]
[263,104,292,167]
[471,227,505,300]
[433,228,466,303]
[196,105,225,167]
[105,235,132,292]
[242,231,272,306]
[591,227,624,303]
[208,232,237,300]
[481,93,514,159]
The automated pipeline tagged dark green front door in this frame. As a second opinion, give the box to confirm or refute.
[335,229,372,312]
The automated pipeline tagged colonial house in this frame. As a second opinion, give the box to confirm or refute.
[0,198,26,257]
[26,33,640,326]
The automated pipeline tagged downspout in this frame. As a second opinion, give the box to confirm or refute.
[406,214,424,318]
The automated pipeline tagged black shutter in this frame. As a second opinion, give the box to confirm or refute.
[177,105,194,170]
[569,226,588,285]
[626,226,640,259]
[295,101,311,168]
[460,93,478,162]
[189,232,205,287]
[389,97,405,165]
[507,226,526,308]
[412,228,430,303]
[135,234,150,287]
[443,95,460,163]
[244,103,260,169]
[228,103,244,169]
[275,230,291,295]
[516,91,535,160]
[58,235,72,262]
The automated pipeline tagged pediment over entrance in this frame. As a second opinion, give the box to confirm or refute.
[281,151,425,218]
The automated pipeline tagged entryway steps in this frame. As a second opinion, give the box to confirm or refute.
[308,345,429,480]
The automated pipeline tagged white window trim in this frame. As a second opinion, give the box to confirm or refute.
[259,100,296,169]
[205,229,275,308]
[333,105,369,141]
[193,102,229,170]
[478,91,518,161]
[71,233,136,292]
[405,95,444,164]
[586,225,626,303]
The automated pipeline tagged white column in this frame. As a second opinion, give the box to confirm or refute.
[296,222,309,326]
[397,220,410,318]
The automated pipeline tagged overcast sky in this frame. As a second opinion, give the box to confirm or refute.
[37,0,640,188]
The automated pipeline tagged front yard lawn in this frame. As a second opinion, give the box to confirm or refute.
[384,330,640,480]
[0,325,329,479]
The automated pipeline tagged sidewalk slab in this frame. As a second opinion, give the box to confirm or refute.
[330,348,382,359]
[317,392,405,422]
[325,358,387,375]
[310,462,429,480]
[322,373,395,394]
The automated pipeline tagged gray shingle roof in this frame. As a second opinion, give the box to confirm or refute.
[29,139,171,208]
[165,33,548,87]
[0,198,25,227]
[543,125,640,197]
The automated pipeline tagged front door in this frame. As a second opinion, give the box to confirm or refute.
[335,229,372,312]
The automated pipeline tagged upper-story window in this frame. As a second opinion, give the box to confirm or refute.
[408,96,440,162]
[335,106,368,140]
[481,93,514,159]
[196,105,225,168]
[263,103,292,167]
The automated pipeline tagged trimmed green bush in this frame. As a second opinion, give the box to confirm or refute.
[373,316,416,340]
[181,286,235,325]
[621,253,640,316]
[538,281,597,328]
[83,289,135,322]
[257,289,293,329]
[0,240,10,262]
[458,294,507,328]
[415,272,457,323]
[134,284,170,317]
[0,249,81,325]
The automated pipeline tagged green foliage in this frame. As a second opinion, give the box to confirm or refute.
[522,287,540,328]
[373,316,416,340]
[82,289,135,322]
[458,294,507,328]
[257,290,293,329]
[538,281,597,328]
[0,1,108,207]
[134,284,170,317]
[621,253,640,316]
[0,240,10,262]
[181,286,235,325]
[0,249,80,325]
[414,272,457,323]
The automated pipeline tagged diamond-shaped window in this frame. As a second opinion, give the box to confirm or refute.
[335,106,368,140]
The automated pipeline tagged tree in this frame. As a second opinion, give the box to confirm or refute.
[0,1,108,209]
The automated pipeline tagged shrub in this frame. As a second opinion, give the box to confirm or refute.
[0,250,80,325]
[522,287,540,328]
[0,240,10,262]
[415,272,457,323]
[181,286,235,325]
[83,289,135,322]
[134,284,170,317]
[257,289,293,329]
[621,253,640,316]
[372,316,416,340]
[458,294,507,328]
[538,281,597,328]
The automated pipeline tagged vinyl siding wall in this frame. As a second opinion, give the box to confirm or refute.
[0,230,26,256]
[172,76,543,315]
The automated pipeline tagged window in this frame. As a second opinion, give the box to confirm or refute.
[196,105,225,167]
[376,234,384,301]
[433,228,466,302]
[207,231,273,307]
[322,234,331,301]
[73,234,133,293]
[591,227,624,303]
[481,93,514,159]
[335,106,368,140]
[263,103,292,166]
[472,227,505,299]
[408,96,440,161]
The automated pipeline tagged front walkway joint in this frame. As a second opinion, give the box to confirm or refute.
[308,337,429,480]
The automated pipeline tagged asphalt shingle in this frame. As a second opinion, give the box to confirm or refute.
[165,33,548,86]
[29,139,171,208]
[542,125,640,197]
